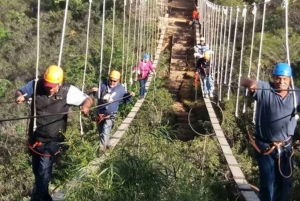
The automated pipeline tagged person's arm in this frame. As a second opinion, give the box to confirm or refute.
[91,82,106,99]
[123,91,135,104]
[67,85,93,114]
[240,77,258,92]
[80,97,93,114]
[148,62,156,75]
[15,80,34,104]
[132,65,137,74]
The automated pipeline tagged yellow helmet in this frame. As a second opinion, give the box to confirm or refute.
[44,65,63,85]
[109,70,121,80]
[204,52,210,60]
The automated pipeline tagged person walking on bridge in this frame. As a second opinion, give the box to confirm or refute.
[132,53,155,100]
[15,65,93,201]
[190,7,199,29]
[195,52,214,98]
[92,70,135,150]
[241,62,300,201]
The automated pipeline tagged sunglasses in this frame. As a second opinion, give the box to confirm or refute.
[109,79,118,83]
[45,84,58,90]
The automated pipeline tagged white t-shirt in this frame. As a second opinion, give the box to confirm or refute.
[66,85,89,106]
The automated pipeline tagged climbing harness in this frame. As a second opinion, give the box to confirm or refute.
[246,128,295,178]
[27,140,60,157]
[97,112,117,124]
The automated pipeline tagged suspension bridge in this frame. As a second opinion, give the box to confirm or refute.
[0,0,298,200]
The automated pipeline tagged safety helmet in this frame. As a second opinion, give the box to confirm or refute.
[204,52,210,60]
[200,37,205,41]
[273,63,292,77]
[44,65,64,87]
[143,53,150,60]
[109,70,121,80]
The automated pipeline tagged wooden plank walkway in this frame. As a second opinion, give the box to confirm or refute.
[194,21,259,201]
[51,13,169,201]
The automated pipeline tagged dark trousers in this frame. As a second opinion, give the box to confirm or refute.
[255,139,293,201]
[139,78,147,98]
[30,142,60,201]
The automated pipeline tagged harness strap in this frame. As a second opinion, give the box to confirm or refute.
[97,113,117,124]
[27,140,60,157]
[248,135,294,178]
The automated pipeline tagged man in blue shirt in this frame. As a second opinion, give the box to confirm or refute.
[241,63,300,201]
[92,70,135,150]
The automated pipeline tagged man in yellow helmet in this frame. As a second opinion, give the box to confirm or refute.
[15,65,93,201]
[195,52,214,98]
[92,70,135,151]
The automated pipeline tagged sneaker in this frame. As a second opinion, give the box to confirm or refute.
[203,94,207,98]
[209,92,213,98]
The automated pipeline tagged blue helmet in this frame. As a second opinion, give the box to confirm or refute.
[143,53,150,60]
[273,63,292,77]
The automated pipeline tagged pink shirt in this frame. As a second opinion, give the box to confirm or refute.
[134,60,155,79]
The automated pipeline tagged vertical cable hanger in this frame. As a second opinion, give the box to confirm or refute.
[235,5,247,117]
[283,0,299,120]
[242,3,257,113]
[252,0,268,124]
[227,7,240,100]
[57,0,70,67]
[224,6,233,85]
[108,0,117,74]
[218,7,228,102]
[97,0,106,99]
[79,0,93,135]
[33,0,41,132]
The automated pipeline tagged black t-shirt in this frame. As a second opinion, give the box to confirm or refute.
[196,58,210,76]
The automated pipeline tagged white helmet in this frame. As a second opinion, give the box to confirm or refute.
[200,37,205,41]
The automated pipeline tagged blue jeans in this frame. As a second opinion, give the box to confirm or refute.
[191,19,198,28]
[98,119,114,147]
[255,139,293,201]
[139,78,147,98]
[30,142,60,201]
[200,75,213,94]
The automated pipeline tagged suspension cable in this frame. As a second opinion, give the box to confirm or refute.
[33,0,41,132]
[217,6,224,85]
[224,6,233,85]
[124,0,132,87]
[227,7,240,100]
[242,3,257,113]
[79,0,93,135]
[213,6,221,82]
[253,0,268,124]
[108,0,116,73]
[97,0,106,99]
[57,0,69,67]
[121,0,127,81]
[130,0,138,84]
[284,0,299,120]
[235,5,247,117]
[218,7,228,101]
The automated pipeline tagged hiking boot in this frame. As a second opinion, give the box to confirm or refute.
[203,94,207,98]
[209,92,213,98]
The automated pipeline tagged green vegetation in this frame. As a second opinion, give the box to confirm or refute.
[1,0,300,200]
